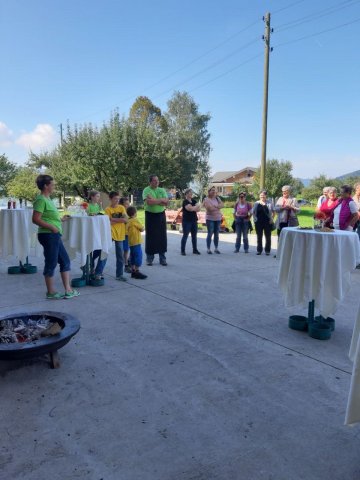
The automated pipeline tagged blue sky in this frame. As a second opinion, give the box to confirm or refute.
[1,0,359,179]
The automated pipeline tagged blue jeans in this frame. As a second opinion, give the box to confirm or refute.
[235,218,249,252]
[181,220,198,252]
[92,249,107,275]
[206,220,220,250]
[114,240,124,277]
[38,233,71,277]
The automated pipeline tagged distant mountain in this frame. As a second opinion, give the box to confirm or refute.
[336,170,360,180]
[298,178,311,187]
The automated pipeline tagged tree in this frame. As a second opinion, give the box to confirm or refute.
[192,160,212,201]
[0,154,17,196]
[129,96,168,132]
[251,159,296,199]
[6,166,39,202]
[29,92,212,197]
[301,174,342,202]
[164,91,211,191]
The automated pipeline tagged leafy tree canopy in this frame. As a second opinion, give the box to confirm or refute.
[6,166,39,202]
[25,92,212,197]
[0,154,17,196]
[251,159,297,199]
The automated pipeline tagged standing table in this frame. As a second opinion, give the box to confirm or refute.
[61,215,112,287]
[345,303,360,425]
[0,208,39,274]
[277,227,360,339]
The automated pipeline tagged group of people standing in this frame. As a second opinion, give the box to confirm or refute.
[316,183,360,233]
[31,173,360,299]
[180,184,300,257]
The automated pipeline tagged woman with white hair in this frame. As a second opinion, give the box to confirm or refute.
[274,185,300,236]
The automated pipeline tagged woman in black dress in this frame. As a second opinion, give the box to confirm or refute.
[180,189,201,255]
[252,190,275,256]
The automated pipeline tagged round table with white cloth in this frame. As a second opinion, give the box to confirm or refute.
[0,208,40,264]
[277,227,360,318]
[345,303,360,425]
[61,215,112,266]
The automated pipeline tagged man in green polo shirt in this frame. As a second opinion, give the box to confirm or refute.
[142,174,169,266]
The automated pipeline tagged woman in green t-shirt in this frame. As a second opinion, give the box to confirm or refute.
[87,190,107,279]
[32,175,80,300]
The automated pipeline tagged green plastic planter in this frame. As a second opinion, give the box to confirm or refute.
[21,264,38,274]
[315,316,335,332]
[288,315,308,331]
[89,278,105,287]
[8,266,22,274]
[308,322,332,340]
[71,277,87,288]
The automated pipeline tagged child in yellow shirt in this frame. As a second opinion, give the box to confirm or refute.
[126,206,147,280]
[105,191,128,281]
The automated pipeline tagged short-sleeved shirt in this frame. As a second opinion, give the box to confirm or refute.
[182,199,198,223]
[33,195,62,234]
[104,205,127,241]
[142,186,167,213]
[333,200,358,230]
[234,202,251,219]
[204,197,222,221]
[127,217,143,246]
[87,203,101,215]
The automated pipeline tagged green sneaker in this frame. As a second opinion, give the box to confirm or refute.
[64,289,80,299]
[46,292,64,300]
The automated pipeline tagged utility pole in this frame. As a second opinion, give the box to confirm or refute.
[260,12,272,190]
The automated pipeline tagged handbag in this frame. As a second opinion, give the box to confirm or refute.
[288,216,299,227]
[231,220,236,233]
[270,222,276,231]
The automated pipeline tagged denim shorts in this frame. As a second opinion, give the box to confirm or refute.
[130,244,143,267]
[38,233,71,277]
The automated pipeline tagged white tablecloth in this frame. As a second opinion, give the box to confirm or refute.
[61,215,112,266]
[277,228,360,318]
[0,209,39,263]
[345,303,360,425]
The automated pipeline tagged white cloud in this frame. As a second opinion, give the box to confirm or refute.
[0,121,13,147]
[16,124,57,151]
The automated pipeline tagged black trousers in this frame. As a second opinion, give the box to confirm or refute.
[255,222,272,254]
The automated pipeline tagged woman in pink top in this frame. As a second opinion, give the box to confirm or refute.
[317,186,339,228]
[203,187,224,254]
[233,191,252,253]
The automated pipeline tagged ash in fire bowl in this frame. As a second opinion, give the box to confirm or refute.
[0,316,61,344]
[0,312,80,363]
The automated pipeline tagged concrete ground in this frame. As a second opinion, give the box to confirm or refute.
[1,231,360,480]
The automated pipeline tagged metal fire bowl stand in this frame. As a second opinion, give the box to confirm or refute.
[0,311,81,368]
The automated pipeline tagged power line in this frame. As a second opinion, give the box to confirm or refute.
[143,20,261,92]
[273,16,360,48]
[188,52,263,94]
[152,37,260,100]
[275,0,360,32]
[272,0,307,15]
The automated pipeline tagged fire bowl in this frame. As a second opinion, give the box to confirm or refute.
[0,311,80,362]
